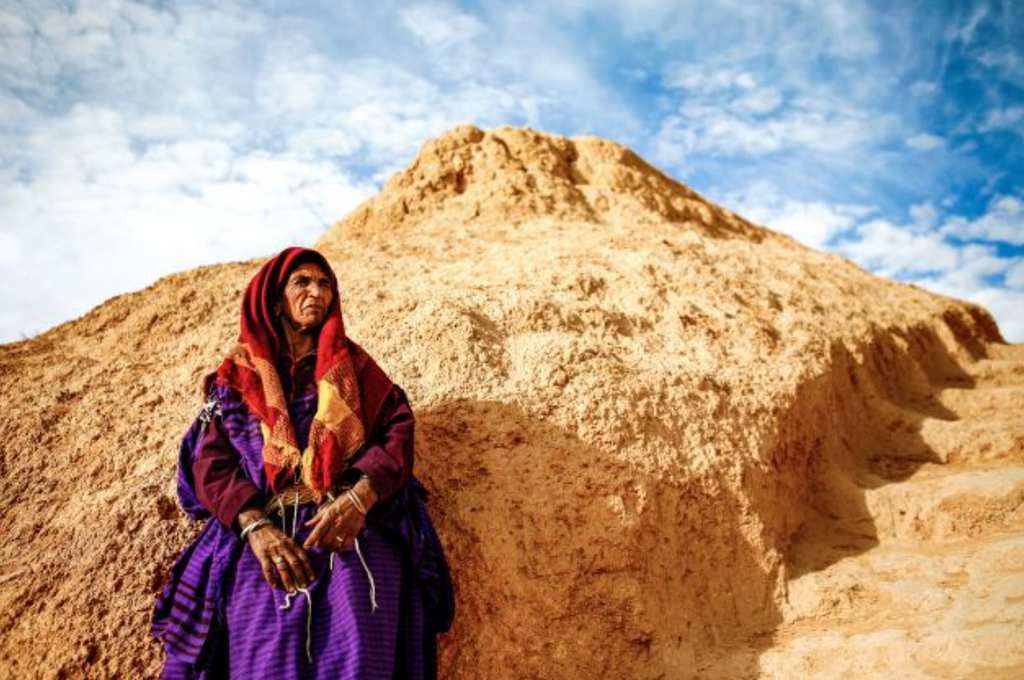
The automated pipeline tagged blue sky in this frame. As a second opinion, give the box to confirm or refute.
[0,0,1021,342]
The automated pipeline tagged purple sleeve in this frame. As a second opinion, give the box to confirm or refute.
[352,386,414,503]
[192,416,262,531]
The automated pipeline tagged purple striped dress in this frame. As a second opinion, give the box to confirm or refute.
[152,376,454,679]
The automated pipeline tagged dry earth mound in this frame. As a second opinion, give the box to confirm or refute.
[0,125,1021,679]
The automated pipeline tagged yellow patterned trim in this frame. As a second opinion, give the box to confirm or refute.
[315,380,355,430]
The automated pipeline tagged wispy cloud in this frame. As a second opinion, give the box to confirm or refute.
[829,201,1024,340]
[735,187,1024,340]
[0,102,374,336]
[907,133,945,151]
[940,195,1024,244]
[718,180,873,249]
[979,106,1024,134]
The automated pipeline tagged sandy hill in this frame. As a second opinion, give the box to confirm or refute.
[0,124,1022,679]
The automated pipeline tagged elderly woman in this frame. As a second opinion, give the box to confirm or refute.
[152,246,454,679]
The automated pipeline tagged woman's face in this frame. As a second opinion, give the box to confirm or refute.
[279,262,333,331]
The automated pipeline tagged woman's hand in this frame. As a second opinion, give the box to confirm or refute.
[302,479,378,552]
[241,511,315,592]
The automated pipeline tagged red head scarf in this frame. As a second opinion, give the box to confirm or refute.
[209,246,394,499]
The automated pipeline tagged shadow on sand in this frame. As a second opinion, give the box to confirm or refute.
[413,308,1002,679]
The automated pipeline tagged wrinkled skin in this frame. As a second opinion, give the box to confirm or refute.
[276,262,333,355]
[242,488,376,591]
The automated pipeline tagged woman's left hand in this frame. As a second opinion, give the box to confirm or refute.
[302,480,377,552]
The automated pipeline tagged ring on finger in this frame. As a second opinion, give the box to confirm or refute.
[273,556,285,564]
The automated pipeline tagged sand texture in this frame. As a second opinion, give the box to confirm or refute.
[0,125,1021,679]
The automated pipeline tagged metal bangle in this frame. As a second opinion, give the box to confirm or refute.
[240,516,271,542]
[345,488,368,515]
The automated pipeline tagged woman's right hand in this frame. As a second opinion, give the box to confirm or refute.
[241,512,315,592]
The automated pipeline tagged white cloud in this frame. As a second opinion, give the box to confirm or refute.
[0,91,32,124]
[719,180,873,249]
[836,219,961,276]
[967,288,1024,342]
[907,133,945,150]
[717,185,1024,342]
[0,0,264,108]
[1006,259,1024,289]
[663,65,783,116]
[653,102,883,163]
[0,230,22,267]
[940,195,1024,245]
[0,103,376,340]
[909,202,939,227]
[909,80,940,99]
[663,65,757,93]
[831,213,1024,341]
[630,1,1017,212]
[552,0,879,60]
[979,106,1024,133]
[399,2,485,50]
[977,47,1023,73]
[952,2,989,46]
[653,60,894,167]
[733,87,784,115]
[915,277,1024,342]
[767,202,868,250]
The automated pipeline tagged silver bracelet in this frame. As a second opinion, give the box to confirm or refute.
[345,488,368,515]
[240,516,271,542]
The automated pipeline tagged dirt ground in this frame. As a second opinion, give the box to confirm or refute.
[0,125,1020,679]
